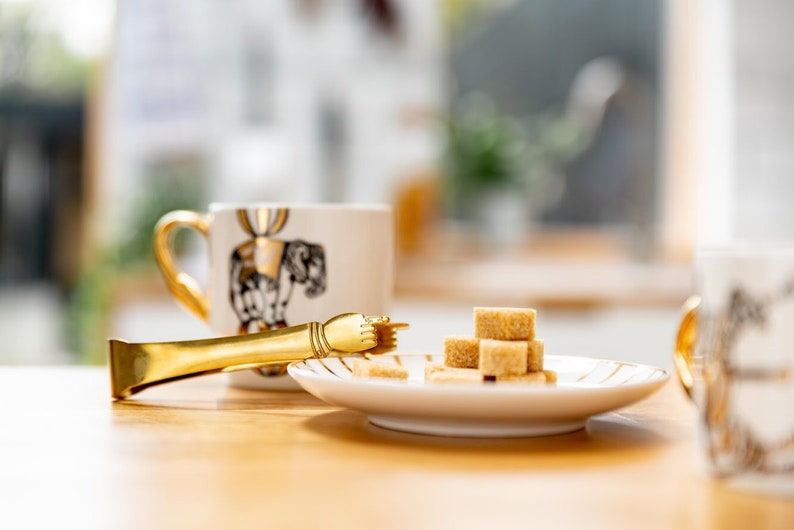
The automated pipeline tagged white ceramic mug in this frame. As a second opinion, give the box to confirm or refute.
[154,203,394,389]
[675,247,794,496]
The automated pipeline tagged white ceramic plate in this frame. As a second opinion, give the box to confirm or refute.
[288,354,669,437]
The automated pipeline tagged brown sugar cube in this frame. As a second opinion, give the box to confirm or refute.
[427,367,483,384]
[444,335,480,369]
[527,339,545,372]
[500,372,547,384]
[352,359,408,380]
[543,369,558,384]
[474,307,536,341]
[478,339,528,377]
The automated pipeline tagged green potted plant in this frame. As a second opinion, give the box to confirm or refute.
[444,93,584,246]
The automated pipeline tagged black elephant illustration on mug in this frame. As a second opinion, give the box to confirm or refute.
[229,208,327,333]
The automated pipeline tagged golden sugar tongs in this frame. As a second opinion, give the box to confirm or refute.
[109,314,408,399]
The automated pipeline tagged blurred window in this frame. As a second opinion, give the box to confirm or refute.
[447,0,661,243]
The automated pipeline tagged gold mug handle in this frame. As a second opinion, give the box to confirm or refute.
[674,295,701,400]
[153,210,210,321]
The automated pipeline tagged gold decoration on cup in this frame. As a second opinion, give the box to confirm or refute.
[153,210,211,321]
[675,284,794,476]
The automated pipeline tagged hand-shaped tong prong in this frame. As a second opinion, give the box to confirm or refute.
[366,320,409,356]
[109,313,408,399]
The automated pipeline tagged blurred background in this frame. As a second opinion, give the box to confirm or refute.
[1,0,792,369]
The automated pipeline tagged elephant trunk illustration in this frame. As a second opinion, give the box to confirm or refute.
[284,240,326,299]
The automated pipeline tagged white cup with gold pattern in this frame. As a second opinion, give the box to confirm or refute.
[154,203,393,390]
[675,247,794,497]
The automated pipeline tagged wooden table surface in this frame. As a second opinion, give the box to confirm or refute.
[1,367,791,530]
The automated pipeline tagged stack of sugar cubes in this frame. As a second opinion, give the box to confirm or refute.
[426,307,557,384]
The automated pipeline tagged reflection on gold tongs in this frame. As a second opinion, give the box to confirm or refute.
[109,314,408,399]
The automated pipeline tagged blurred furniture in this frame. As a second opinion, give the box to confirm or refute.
[394,224,692,307]
[2,367,791,528]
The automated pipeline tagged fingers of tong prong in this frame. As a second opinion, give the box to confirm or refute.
[363,321,408,355]
[378,322,408,337]
[361,315,390,346]
[364,315,390,326]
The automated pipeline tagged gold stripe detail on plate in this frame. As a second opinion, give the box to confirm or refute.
[393,355,403,366]
[576,361,603,382]
[317,359,338,376]
[619,369,642,385]
[338,357,353,374]
[598,362,631,384]
[637,368,665,383]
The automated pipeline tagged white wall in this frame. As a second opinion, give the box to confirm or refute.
[732,0,794,242]
[664,0,794,252]
[103,0,443,223]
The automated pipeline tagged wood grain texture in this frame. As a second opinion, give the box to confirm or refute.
[0,367,791,530]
